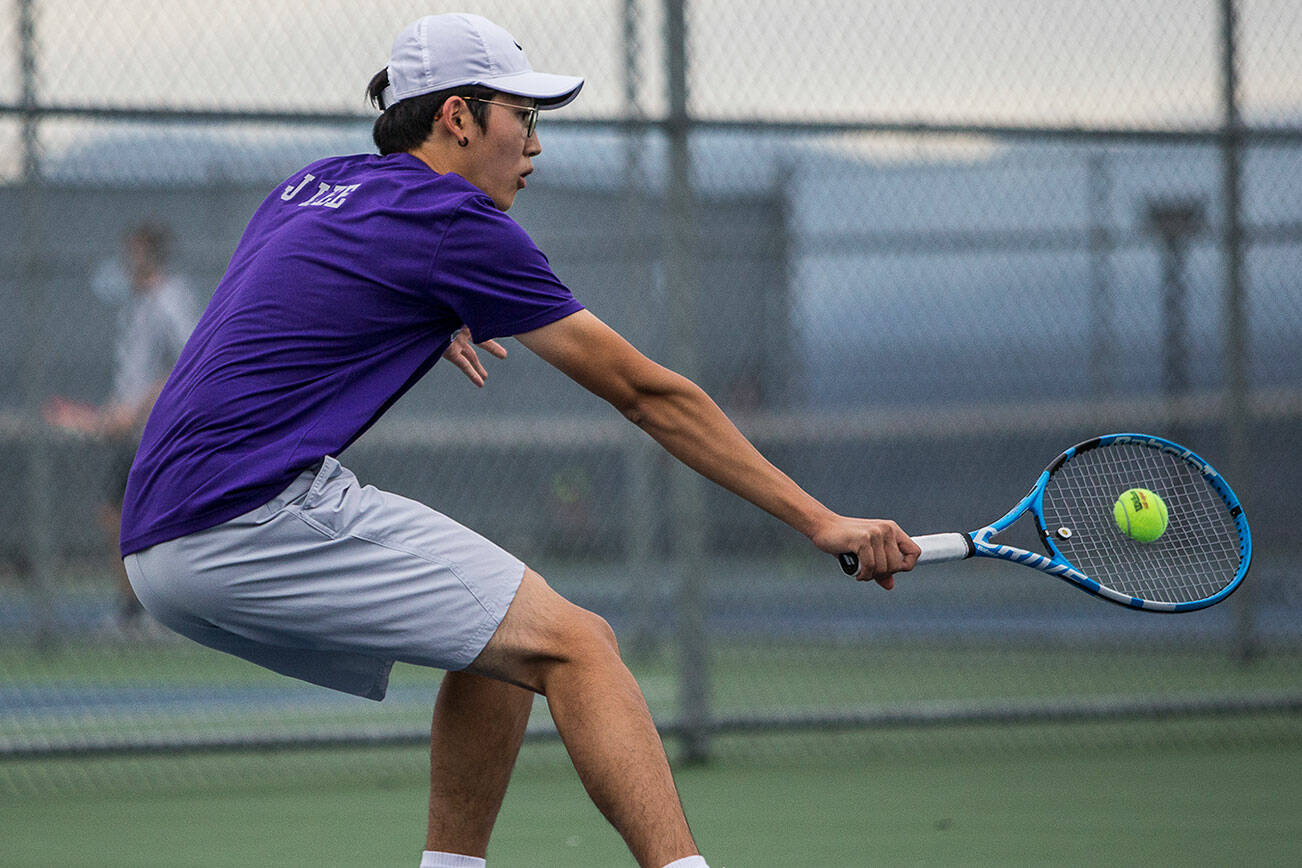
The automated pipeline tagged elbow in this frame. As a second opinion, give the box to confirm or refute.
[615,368,700,433]
[617,391,652,429]
[609,373,666,431]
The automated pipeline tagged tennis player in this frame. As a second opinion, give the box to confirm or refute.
[119,14,919,868]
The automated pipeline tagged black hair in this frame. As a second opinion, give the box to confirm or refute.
[366,69,494,154]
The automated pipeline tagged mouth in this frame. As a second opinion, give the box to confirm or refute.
[518,168,532,190]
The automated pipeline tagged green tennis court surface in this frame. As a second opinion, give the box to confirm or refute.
[4,637,1299,865]
[4,721,1300,867]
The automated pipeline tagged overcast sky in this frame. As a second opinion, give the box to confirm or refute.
[3,1,1301,181]
[6,0,1301,122]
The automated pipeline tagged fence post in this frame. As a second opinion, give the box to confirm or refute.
[663,0,711,763]
[18,0,58,649]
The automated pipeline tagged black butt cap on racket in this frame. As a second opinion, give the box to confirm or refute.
[838,553,858,576]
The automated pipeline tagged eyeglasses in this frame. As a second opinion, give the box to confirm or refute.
[462,97,539,138]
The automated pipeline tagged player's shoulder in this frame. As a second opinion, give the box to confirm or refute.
[286,152,376,183]
[269,153,484,218]
[445,185,530,236]
[372,157,510,228]
[439,192,543,267]
[278,152,445,190]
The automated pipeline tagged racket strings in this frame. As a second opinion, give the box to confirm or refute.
[1039,443,1242,604]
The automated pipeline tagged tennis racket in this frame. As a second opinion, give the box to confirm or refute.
[838,433,1251,612]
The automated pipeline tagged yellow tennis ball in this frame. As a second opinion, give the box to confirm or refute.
[1113,488,1169,543]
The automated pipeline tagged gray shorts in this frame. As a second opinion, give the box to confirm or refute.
[123,457,525,700]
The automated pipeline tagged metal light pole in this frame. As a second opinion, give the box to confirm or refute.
[1087,154,1115,397]
[1218,0,1255,662]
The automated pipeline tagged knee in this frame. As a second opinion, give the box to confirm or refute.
[472,570,625,694]
[553,606,621,665]
[519,607,624,701]
[484,606,619,696]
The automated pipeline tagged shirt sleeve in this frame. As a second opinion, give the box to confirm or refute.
[429,195,585,342]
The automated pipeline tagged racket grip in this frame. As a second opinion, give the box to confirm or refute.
[913,532,976,564]
[837,532,974,576]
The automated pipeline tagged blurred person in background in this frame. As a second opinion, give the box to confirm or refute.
[44,221,198,634]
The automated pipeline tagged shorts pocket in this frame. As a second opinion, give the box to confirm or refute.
[294,459,356,538]
[287,505,338,539]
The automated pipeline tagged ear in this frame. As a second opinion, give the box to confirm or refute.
[437,96,467,139]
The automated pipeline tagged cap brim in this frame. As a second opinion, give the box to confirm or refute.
[483,71,584,109]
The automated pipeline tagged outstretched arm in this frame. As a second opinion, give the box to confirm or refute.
[518,310,919,586]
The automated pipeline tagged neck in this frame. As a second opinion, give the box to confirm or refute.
[408,139,467,177]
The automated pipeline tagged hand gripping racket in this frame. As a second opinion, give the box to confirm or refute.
[838,434,1251,612]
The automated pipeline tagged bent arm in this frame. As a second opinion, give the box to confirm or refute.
[517,311,918,582]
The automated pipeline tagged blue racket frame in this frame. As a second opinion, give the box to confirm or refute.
[967,433,1252,612]
[837,433,1253,612]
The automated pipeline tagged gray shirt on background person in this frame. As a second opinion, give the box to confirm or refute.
[110,275,197,412]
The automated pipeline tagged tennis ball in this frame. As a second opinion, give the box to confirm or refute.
[1113,488,1169,543]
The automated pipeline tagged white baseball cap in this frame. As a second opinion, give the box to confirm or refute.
[381,14,584,110]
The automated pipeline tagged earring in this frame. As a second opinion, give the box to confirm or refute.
[458,137,469,147]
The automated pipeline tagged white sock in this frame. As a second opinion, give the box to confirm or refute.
[418,848,705,868]
[419,852,486,868]
[661,857,709,868]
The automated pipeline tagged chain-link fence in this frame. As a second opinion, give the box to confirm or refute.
[3,0,1300,779]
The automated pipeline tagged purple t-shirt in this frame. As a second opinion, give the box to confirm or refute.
[120,152,584,556]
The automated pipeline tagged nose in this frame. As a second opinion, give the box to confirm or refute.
[525,130,541,158]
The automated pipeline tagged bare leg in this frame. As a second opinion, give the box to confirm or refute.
[426,670,534,856]
[468,569,698,868]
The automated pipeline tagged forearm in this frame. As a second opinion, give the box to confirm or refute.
[625,372,835,540]
[518,310,917,583]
